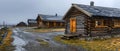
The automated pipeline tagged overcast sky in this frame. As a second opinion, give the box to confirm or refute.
[0,0,119,25]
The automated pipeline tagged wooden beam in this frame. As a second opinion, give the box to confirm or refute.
[54,22,56,27]
[47,22,49,27]
[60,23,63,27]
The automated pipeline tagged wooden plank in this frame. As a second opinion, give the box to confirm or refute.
[47,22,49,27]
[54,22,56,27]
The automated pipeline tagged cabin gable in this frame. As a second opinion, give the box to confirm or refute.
[36,15,44,27]
[63,4,92,20]
[64,6,89,36]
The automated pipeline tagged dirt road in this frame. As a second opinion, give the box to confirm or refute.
[12,27,86,51]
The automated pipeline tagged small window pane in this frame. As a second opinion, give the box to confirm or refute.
[114,19,120,27]
[95,20,102,26]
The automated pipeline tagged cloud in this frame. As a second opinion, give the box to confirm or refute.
[0,0,119,25]
[0,0,39,25]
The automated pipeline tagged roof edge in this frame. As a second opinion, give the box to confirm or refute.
[63,6,74,20]
[63,4,92,20]
[36,14,43,20]
[73,4,92,17]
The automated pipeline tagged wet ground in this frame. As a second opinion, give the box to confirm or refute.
[12,27,86,51]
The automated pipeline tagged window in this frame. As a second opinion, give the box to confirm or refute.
[95,20,102,26]
[95,19,108,27]
[114,19,120,27]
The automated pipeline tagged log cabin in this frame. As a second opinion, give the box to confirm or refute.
[16,22,27,27]
[63,2,120,37]
[36,14,65,28]
[27,19,37,27]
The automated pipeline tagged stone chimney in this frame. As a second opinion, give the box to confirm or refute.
[90,1,94,6]
[55,13,57,16]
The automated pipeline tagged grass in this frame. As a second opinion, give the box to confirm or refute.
[0,28,15,51]
[54,35,120,51]
[25,28,65,33]
[36,38,49,46]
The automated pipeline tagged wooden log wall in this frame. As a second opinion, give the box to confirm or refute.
[64,7,120,37]
[42,21,65,28]
[65,7,89,36]
[90,17,120,36]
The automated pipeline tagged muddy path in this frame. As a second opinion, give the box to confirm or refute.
[12,27,86,51]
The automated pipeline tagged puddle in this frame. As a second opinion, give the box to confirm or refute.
[12,29,28,51]
[12,36,27,51]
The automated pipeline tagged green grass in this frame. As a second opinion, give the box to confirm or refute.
[54,35,120,51]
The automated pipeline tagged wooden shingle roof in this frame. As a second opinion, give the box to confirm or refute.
[75,4,120,17]
[38,14,64,22]
[63,4,120,19]
[28,19,37,23]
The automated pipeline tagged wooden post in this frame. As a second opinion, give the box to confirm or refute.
[54,22,56,27]
[60,22,63,27]
[87,17,92,37]
[108,18,113,34]
[47,22,49,28]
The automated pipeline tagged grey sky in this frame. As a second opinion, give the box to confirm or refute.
[0,0,119,25]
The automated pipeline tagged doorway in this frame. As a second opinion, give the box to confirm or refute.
[70,18,76,33]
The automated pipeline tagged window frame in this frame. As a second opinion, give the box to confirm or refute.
[95,19,108,28]
[114,19,120,27]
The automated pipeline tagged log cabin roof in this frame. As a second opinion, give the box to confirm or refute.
[75,4,120,17]
[63,4,120,19]
[28,19,36,21]
[16,22,27,26]
[28,19,37,23]
[38,14,64,22]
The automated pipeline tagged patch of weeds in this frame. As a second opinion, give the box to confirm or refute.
[0,29,15,51]
[26,27,65,33]
[54,35,120,51]
[34,27,45,29]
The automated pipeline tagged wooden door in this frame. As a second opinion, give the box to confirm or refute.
[70,18,76,33]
